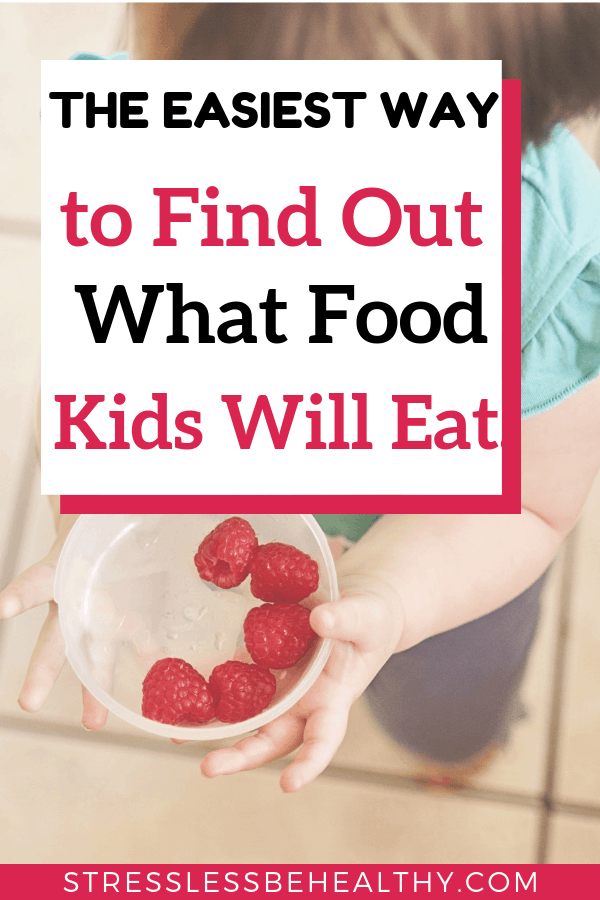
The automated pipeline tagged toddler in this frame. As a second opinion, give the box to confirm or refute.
[2,2,600,792]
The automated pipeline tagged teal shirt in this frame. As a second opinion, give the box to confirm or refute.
[521,126,600,418]
[313,514,381,542]
[72,56,600,542]
[71,52,128,61]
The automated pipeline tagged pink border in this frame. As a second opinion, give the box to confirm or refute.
[61,80,521,516]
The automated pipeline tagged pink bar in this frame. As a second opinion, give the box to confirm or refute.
[0,863,590,897]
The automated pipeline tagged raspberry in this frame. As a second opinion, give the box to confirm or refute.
[244,603,317,668]
[194,517,258,589]
[142,658,215,726]
[209,660,276,723]
[250,542,319,603]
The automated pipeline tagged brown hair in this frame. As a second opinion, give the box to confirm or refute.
[132,3,600,147]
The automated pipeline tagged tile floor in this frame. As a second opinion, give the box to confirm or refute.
[1,2,599,866]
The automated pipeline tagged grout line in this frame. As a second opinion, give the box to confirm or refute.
[0,712,552,812]
[536,530,578,862]
[0,713,210,758]
[5,710,600,821]
[4,702,600,820]
[268,758,544,811]
[0,217,40,239]
[553,800,600,821]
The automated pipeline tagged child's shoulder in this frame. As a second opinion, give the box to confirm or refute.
[522,125,600,249]
[521,125,600,418]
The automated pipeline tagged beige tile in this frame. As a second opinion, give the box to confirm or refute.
[0,729,539,864]
[335,554,563,797]
[0,235,41,584]
[547,813,600,863]
[555,473,600,806]
[0,236,40,385]
[334,696,413,776]
[11,470,55,578]
[0,3,125,222]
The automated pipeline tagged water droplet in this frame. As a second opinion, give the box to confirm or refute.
[214,632,226,651]
[189,644,198,651]
[166,630,179,641]
[183,606,200,621]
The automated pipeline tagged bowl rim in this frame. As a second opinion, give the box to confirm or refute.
[55,513,336,740]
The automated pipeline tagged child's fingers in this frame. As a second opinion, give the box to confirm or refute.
[18,602,66,712]
[279,703,349,793]
[81,687,108,731]
[0,517,77,620]
[201,712,304,778]
[310,594,392,652]
[0,560,56,619]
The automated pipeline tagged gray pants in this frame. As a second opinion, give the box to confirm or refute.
[364,575,545,762]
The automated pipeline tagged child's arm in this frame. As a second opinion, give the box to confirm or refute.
[377,371,600,652]
[201,374,600,790]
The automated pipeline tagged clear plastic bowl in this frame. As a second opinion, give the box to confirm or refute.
[55,514,336,740]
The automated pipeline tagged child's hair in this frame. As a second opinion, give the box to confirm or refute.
[132,2,600,147]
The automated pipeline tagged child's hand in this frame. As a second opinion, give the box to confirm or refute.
[200,573,404,792]
[0,513,107,730]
